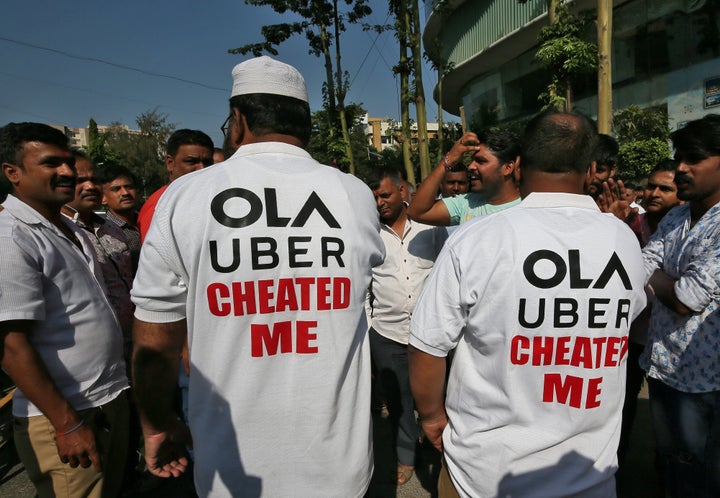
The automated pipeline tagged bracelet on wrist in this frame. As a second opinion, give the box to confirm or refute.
[443,154,454,172]
[56,419,84,437]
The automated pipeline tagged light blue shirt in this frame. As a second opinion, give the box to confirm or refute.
[641,201,720,393]
[443,192,520,225]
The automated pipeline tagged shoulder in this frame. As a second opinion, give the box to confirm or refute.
[139,186,167,215]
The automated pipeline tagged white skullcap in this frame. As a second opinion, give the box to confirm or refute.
[231,56,308,103]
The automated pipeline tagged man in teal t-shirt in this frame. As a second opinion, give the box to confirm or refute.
[408,128,521,226]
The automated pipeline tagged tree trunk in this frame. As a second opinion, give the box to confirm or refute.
[597,0,613,134]
[546,0,560,104]
[565,81,573,112]
[399,1,415,185]
[436,66,444,164]
[548,0,559,24]
[410,0,431,179]
[320,23,337,141]
[333,0,355,174]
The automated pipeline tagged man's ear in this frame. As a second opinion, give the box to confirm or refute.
[165,154,174,175]
[585,161,597,192]
[513,157,522,185]
[231,108,247,148]
[2,162,21,186]
[398,182,407,200]
[503,155,520,177]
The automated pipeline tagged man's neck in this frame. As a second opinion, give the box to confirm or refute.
[384,209,408,237]
[645,211,665,234]
[62,205,95,228]
[109,209,137,227]
[690,192,720,225]
[486,185,521,205]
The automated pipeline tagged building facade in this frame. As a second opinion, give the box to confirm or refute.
[360,114,440,152]
[50,123,136,149]
[424,0,720,130]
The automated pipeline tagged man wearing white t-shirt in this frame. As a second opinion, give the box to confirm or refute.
[409,111,647,498]
[131,56,384,498]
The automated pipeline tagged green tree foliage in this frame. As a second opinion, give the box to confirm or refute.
[535,3,597,111]
[86,118,108,165]
[618,138,671,180]
[103,108,176,199]
[307,102,379,180]
[614,105,670,143]
[614,105,671,180]
[230,0,371,175]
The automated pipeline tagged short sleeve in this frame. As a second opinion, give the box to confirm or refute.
[409,245,466,356]
[0,233,45,323]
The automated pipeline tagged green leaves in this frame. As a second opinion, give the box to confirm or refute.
[618,138,671,180]
[613,105,671,180]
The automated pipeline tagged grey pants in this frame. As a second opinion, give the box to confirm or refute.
[369,327,418,467]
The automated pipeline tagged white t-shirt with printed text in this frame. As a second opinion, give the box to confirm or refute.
[132,142,384,498]
[411,193,647,498]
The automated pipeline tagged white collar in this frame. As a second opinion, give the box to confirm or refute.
[520,192,600,211]
[229,141,312,161]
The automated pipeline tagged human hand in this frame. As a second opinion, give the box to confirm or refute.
[597,178,638,222]
[143,420,193,478]
[420,413,448,453]
[445,132,482,166]
[55,423,102,473]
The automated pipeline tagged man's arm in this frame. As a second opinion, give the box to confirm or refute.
[408,345,448,452]
[133,318,191,478]
[407,133,481,226]
[648,271,693,315]
[1,320,102,472]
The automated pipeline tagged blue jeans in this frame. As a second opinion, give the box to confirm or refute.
[648,378,720,498]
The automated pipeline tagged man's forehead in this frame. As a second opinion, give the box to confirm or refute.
[74,158,94,174]
[648,170,675,185]
[21,140,71,157]
[107,175,134,186]
[374,178,399,192]
[471,143,495,160]
[174,144,213,156]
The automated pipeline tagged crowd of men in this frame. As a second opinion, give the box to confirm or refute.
[0,55,718,498]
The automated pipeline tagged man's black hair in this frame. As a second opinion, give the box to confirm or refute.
[1,123,70,202]
[446,164,468,173]
[97,162,138,186]
[0,122,69,167]
[476,128,521,164]
[670,114,720,164]
[592,134,619,169]
[71,148,89,160]
[367,169,403,191]
[229,93,311,147]
[520,111,598,174]
[649,158,678,175]
[166,129,214,158]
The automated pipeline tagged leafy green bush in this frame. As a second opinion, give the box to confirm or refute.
[618,138,671,180]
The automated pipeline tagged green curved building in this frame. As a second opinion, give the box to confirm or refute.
[424,0,720,130]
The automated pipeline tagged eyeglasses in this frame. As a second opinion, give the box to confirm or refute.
[221,115,232,137]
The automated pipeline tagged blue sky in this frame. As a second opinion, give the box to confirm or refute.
[1,0,445,148]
